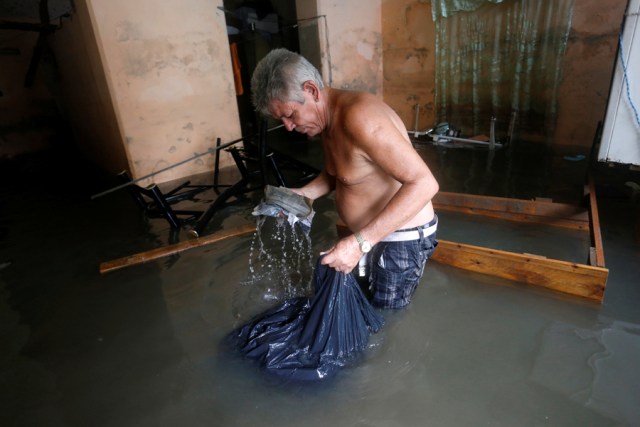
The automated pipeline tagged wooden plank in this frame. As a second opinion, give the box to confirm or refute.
[431,239,608,302]
[100,224,256,274]
[587,175,606,267]
[433,192,589,231]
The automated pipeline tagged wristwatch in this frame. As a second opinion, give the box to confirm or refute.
[354,231,372,253]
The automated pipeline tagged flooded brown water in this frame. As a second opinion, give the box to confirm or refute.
[2,144,639,426]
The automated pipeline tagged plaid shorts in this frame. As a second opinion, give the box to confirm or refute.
[361,217,438,309]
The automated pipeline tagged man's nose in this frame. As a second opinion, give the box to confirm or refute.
[282,118,295,131]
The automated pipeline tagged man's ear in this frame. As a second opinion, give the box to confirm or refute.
[302,80,319,101]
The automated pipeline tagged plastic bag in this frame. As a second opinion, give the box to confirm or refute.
[252,185,314,232]
[227,259,384,381]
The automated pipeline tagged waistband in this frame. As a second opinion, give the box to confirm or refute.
[380,215,438,243]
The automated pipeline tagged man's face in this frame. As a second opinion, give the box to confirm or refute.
[267,90,323,138]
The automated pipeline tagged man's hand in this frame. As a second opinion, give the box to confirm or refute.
[288,187,306,198]
[319,235,363,273]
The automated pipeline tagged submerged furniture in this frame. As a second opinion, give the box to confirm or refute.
[118,171,210,229]
[116,120,318,234]
[188,120,319,237]
[430,176,608,302]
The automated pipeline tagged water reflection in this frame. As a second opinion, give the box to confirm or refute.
[530,317,640,424]
[154,140,630,426]
[414,139,588,203]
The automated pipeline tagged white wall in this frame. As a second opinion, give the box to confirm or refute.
[599,0,640,166]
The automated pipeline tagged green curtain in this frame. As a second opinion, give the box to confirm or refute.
[432,0,504,20]
[433,0,575,142]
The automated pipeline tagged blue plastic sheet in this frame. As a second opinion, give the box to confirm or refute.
[227,259,384,381]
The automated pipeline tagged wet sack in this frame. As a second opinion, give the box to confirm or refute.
[227,259,384,381]
[252,185,314,231]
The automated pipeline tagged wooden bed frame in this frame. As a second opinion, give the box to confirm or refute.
[100,177,608,303]
[431,175,607,302]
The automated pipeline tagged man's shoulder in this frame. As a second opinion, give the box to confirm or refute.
[335,91,386,124]
[336,89,379,107]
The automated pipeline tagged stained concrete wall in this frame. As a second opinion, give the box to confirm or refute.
[1,0,628,171]
[299,0,383,96]
[381,0,436,132]
[48,1,129,173]
[2,0,240,182]
[85,0,240,184]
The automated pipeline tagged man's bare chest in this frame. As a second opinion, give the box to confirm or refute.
[323,139,372,186]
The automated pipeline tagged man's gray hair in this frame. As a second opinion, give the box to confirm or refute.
[251,48,324,116]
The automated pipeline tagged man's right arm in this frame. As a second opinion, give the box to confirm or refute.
[291,169,334,200]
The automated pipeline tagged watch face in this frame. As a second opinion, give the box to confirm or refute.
[361,241,372,253]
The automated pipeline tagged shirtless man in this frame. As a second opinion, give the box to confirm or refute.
[251,48,439,309]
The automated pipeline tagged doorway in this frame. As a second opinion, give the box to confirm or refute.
[221,0,300,137]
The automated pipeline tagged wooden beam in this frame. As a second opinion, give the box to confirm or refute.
[100,224,256,274]
[433,192,589,231]
[587,175,606,267]
[431,239,608,302]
